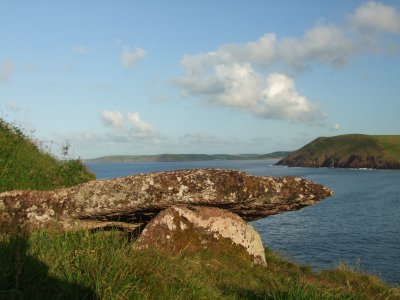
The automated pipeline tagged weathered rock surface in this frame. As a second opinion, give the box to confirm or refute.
[135,206,267,265]
[0,168,333,233]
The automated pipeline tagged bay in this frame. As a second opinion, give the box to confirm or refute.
[86,160,400,285]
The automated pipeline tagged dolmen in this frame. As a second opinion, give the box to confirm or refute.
[0,168,333,265]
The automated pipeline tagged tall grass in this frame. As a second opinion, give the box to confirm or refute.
[0,230,398,299]
[0,118,95,193]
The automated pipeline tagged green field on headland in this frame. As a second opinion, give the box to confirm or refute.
[277,134,400,169]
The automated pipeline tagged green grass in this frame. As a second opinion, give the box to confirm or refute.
[374,135,400,161]
[0,230,398,299]
[0,119,95,193]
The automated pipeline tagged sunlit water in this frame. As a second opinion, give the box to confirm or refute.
[86,160,400,285]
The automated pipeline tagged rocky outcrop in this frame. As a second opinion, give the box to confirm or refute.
[135,206,266,265]
[277,134,400,169]
[0,168,333,233]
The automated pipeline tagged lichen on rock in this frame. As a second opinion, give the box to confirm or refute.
[135,206,267,266]
[0,168,333,233]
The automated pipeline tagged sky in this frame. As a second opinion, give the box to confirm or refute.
[1,1,400,158]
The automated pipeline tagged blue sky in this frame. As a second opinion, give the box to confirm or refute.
[1,1,400,158]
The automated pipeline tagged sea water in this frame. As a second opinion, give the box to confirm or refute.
[86,160,400,285]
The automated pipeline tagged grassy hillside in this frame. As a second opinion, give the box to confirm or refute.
[277,134,400,169]
[374,135,400,161]
[0,119,95,193]
[87,152,291,163]
[1,230,398,299]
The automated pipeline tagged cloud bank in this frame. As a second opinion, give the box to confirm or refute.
[175,1,400,125]
[349,1,400,34]
[101,110,160,142]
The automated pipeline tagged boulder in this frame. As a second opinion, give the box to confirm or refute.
[0,168,333,233]
[135,206,267,266]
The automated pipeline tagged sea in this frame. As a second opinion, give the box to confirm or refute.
[86,159,400,285]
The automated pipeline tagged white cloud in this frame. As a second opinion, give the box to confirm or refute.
[175,75,225,96]
[333,123,340,130]
[101,110,160,141]
[101,110,125,131]
[177,25,357,74]
[179,33,277,72]
[177,2,400,72]
[121,47,147,68]
[212,63,261,109]
[257,73,322,123]
[279,25,356,69]
[175,2,400,125]
[0,60,15,82]
[349,1,400,34]
[72,46,88,54]
[221,33,277,67]
[177,62,324,124]
[127,112,158,139]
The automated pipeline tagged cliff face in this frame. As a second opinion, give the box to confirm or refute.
[277,134,400,169]
[278,154,400,169]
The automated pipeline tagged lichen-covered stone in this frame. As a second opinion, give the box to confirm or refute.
[0,168,333,233]
[135,206,267,265]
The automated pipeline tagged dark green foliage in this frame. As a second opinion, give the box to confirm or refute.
[0,118,95,193]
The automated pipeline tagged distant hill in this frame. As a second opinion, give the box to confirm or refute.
[86,152,291,163]
[277,134,400,169]
[0,119,95,192]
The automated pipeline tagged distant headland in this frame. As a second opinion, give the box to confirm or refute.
[277,134,400,169]
[86,152,291,163]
